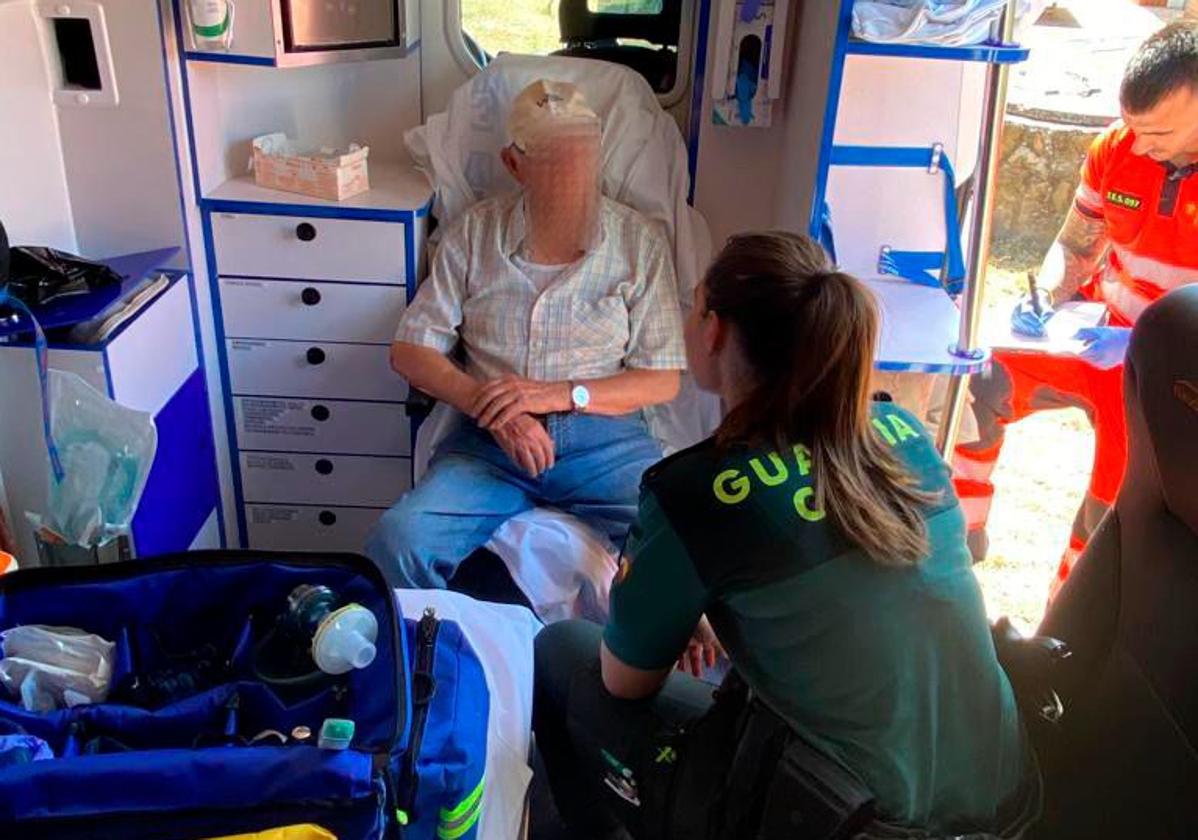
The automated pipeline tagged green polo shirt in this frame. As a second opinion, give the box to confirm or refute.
[604,405,1027,832]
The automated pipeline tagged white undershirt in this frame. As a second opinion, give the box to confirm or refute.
[512,252,570,293]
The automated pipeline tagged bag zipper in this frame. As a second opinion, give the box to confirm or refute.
[397,606,440,820]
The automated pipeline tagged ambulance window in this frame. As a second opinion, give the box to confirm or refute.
[455,0,692,104]
[459,0,562,59]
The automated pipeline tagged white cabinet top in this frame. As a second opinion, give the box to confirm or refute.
[203,163,433,218]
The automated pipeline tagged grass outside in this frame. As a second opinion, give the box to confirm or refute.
[461,0,563,57]
[973,261,1093,634]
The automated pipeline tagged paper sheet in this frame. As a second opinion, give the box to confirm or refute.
[987,301,1107,356]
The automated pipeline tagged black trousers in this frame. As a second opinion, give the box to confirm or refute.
[532,619,715,840]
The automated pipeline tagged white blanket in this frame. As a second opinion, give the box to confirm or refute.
[851,0,1049,45]
[394,589,542,840]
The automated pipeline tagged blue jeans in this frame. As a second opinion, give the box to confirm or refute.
[365,412,662,588]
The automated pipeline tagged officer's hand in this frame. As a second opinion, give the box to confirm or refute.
[1010,290,1055,338]
[490,413,556,477]
[1074,326,1131,370]
[678,615,724,678]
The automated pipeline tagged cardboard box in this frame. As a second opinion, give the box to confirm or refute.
[252,133,370,201]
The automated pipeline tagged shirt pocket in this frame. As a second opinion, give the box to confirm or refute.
[1101,193,1149,246]
[571,295,630,359]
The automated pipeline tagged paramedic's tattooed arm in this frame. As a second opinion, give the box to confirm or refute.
[1039,206,1110,304]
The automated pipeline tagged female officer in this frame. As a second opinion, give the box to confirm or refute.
[532,232,1037,839]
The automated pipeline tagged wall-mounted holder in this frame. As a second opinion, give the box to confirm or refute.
[37,1,120,108]
[710,0,790,127]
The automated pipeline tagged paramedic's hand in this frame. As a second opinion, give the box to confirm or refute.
[472,375,570,430]
[490,412,556,477]
[1010,290,1055,338]
[1075,326,1131,370]
[678,615,724,678]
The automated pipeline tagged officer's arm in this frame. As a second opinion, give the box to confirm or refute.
[600,642,671,700]
[601,491,709,700]
[1040,203,1109,304]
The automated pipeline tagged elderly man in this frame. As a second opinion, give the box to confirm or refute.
[366,80,684,589]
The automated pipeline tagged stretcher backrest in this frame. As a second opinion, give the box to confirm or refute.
[1035,284,1198,839]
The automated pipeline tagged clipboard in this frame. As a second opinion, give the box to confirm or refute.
[987,301,1108,356]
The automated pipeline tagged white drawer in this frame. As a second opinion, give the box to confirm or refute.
[226,339,407,402]
[234,396,410,456]
[239,451,411,507]
[211,212,407,284]
[245,504,384,553]
[219,278,405,344]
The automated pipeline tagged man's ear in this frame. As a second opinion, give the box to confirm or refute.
[500,146,523,183]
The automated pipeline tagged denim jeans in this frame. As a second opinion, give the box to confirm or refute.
[365,412,662,589]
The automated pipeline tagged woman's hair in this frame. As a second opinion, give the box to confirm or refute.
[705,231,934,566]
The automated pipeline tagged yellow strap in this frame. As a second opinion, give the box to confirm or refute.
[204,825,337,840]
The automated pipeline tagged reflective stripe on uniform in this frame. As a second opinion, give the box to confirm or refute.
[437,777,484,840]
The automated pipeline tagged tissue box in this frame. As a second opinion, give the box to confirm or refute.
[251,133,370,201]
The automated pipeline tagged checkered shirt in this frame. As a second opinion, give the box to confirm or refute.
[395,192,686,382]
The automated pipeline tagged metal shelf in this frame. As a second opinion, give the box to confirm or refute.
[846,39,1029,64]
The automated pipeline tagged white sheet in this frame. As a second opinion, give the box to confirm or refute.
[393,589,542,840]
[404,56,721,623]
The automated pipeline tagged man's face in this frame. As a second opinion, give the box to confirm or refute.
[506,128,601,201]
[1123,84,1198,165]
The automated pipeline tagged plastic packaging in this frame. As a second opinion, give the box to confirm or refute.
[40,370,157,546]
[0,625,115,712]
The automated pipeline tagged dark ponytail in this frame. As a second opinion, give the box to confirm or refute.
[705,232,933,566]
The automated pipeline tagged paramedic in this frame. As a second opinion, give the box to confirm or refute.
[533,232,1035,839]
[366,79,685,589]
[955,22,1198,597]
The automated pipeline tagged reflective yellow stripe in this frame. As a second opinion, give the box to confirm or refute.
[439,776,485,824]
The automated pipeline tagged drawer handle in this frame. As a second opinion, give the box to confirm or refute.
[296,222,317,242]
[306,347,326,365]
[311,404,331,422]
[315,458,334,475]
[301,287,322,306]
[318,510,337,526]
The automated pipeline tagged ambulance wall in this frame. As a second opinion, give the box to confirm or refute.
[0,1,76,250]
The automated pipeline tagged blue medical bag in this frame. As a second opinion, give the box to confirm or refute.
[0,551,488,839]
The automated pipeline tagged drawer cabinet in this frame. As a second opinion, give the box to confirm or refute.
[204,188,430,551]
[211,212,408,284]
[219,278,405,344]
[226,339,407,402]
[245,504,386,553]
[239,451,412,508]
[233,397,410,456]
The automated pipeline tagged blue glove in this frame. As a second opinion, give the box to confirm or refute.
[1074,326,1131,369]
[1010,290,1054,337]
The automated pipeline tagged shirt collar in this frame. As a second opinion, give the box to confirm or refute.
[502,192,606,259]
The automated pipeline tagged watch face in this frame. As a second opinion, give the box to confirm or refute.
[572,384,591,409]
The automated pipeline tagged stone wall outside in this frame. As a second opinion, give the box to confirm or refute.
[990,115,1103,267]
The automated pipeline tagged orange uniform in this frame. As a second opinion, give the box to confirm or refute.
[955,123,1198,599]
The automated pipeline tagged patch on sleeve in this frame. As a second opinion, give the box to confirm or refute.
[614,555,633,585]
[1174,380,1198,415]
[1105,189,1142,210]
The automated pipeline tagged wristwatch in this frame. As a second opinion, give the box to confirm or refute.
[569,381,591,413]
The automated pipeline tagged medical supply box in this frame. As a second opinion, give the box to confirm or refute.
[252,134,371,202]
[0,550,488,839]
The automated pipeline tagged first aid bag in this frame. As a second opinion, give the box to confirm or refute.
[0,551,488,839]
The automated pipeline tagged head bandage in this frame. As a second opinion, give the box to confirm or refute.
[508,79,600,152]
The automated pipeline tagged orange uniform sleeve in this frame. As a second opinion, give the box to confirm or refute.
[1074,125,1123,220]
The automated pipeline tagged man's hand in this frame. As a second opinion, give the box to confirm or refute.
[1010,290,1055,338]
[490,412,556,477]
[677,615,724,678]
[1075,326,1131,370]
[472,375,570,429]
